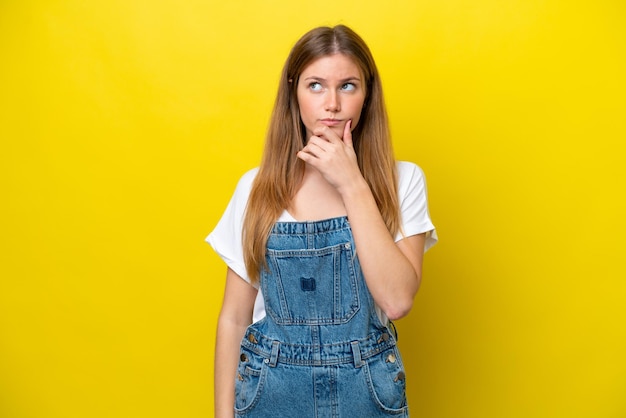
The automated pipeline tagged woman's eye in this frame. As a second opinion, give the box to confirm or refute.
[309,82,322,92]
[341,83,356,91]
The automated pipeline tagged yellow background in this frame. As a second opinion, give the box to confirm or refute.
[1,1,624,417]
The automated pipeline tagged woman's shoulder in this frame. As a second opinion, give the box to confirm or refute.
[396,160,426,183]
[238,167,260,186]
[220,167,259,211]
[231,167,259,194]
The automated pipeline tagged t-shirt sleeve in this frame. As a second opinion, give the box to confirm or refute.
[205,168,259,287]
[394,161,438,252]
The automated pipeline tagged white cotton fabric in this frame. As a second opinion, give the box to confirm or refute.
[206,161,438,323]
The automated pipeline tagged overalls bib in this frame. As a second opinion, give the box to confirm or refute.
[235,217,409,417]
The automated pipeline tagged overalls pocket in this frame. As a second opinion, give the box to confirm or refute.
[234,347,268,413]
[263,242,360,325]
[363,346,409,413]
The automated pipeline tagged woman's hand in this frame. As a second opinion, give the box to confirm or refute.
[296,120,364,194]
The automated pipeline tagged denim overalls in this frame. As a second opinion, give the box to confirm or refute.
[235,217,409,417]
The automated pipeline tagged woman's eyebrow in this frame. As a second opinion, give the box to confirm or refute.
[302,76,362,82]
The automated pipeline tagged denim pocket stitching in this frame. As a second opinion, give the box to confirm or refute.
[362,348,408,414]
[234,350,269,414]
[263,243,360,325]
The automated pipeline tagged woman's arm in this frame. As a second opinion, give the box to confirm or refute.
[214,268,257,418]
[298,121,426,320]
[340,182,426,320]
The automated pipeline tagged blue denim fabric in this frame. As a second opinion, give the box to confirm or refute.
[235,217,409,417]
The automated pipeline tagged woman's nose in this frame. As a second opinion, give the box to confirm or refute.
[325,91,340,112]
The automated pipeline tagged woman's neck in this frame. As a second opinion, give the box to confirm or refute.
[287,164,347,221]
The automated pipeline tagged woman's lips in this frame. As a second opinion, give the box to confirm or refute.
[320,119,343,127]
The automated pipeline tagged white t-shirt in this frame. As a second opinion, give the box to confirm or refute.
[207,161,438,323]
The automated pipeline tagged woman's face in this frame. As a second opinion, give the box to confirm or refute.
[297,53,366,140]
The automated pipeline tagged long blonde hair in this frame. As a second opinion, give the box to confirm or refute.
[243,25,400,283]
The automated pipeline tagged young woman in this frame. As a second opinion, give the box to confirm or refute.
[207,25,437,418]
